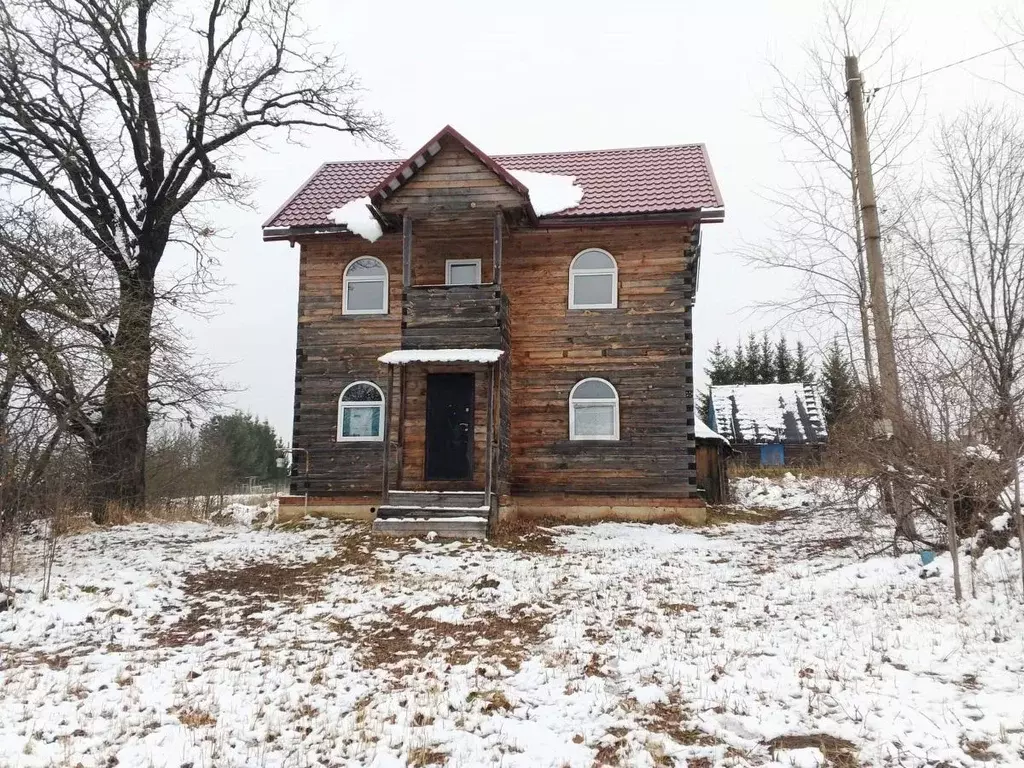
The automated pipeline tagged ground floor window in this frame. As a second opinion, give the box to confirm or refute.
[569,377,619,440]
[338,381,384,441]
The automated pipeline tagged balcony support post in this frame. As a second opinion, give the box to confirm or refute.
[492,211,502,287]
[402,213,412,290]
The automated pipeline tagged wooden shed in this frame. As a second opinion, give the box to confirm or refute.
[695,417,731,504]
[707,382,827,468]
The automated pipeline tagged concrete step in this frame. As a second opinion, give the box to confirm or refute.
[373,516,488,539]
[376,505,489,519]
[387,490,486,508]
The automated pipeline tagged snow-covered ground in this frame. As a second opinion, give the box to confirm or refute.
[1,475,1023,767]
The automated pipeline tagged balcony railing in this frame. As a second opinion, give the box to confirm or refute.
[402,284,507,349]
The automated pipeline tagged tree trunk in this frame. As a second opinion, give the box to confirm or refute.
[89,270,156,524]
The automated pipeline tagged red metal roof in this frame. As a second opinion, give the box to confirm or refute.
[263,137,723,230]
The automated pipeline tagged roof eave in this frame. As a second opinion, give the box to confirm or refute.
[262,225,355,242]
[536,208,724,227]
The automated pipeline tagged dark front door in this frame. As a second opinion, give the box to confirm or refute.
[425,373,475,481]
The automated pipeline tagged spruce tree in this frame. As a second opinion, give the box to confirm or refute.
[200,412,288,483]
[746,333,761,383]
[699,341,733,422]
[759,332,775,384]
[704,341,733,385]
[819,341,858,429]
[794,341,813,383]
[732,338,747,383]
[775,336,793,383]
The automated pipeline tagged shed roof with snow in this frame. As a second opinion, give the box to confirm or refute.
[708,383,827,445]
[695,416,728,444]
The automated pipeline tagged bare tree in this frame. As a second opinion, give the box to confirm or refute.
[901,105,1024,594]
[747,0,922,390]
[0,0,388,521]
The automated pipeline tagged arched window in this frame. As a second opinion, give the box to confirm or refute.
[338,381,385,441]
[569,378,619,441]
[343,257,388,315]
[569,248,618,309]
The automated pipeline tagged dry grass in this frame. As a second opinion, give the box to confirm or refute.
[766,734,858,768]
[706,505,788,526]
[172,706,217,729]
[961,738,996,762]
[642,693,719,748]
[408,747,448,766]
[358,601,549,671]
[489,517,565,555]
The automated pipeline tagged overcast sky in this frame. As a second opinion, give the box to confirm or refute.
[172,0,1020,441]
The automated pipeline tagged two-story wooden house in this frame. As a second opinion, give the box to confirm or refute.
[263,126,724,537]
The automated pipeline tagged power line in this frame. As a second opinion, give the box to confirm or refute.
[873,38,1024,92]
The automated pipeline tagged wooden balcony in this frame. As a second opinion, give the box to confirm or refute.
[401,284,508,349]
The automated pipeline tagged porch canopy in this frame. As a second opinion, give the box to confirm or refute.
[378,349,504,365]
[377,348,505,510]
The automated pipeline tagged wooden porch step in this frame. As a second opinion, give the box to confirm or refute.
[386,490,486,508]
[372,516,488,539]
[375,505,489,520]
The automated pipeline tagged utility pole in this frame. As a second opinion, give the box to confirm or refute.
[846,54,916,540]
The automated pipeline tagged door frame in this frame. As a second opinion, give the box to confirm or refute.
[424,372,476,482]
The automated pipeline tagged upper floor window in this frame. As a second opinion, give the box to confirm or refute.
[569,249,618,309]
[343,257,388,315]
[446,258,482,285]
[338,381,385,441]
[569,377,619,441]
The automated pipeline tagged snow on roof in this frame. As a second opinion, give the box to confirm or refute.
[328,196,382,243]
[378,349,504,365]
[506,169,584,216]
[695,416,728,444]
[709,382,827,445]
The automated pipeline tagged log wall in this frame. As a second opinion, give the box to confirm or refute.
[503,224,698,498]
[290,220,699,502]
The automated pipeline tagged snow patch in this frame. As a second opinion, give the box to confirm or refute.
[991,511,1011,532]
[507,169,584,216]
[379,348,504,365]
[328,196,382,242]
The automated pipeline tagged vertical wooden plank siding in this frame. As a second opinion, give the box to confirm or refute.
[493,211,503,286]
[396,365,407,489]
[484,362,496,507]
[380,363,394,503]
[402,215,412,289]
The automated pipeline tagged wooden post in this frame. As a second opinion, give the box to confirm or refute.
[396,365,407,490]
[402,213,412,290]
[846,55,902,426]
[847,54,915,541]
[484,362,496,510]
[492,211,503,287]
[380,364,395,505]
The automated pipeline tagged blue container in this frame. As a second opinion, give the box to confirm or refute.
[920,550,936,565]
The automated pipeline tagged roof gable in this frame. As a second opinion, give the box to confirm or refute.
[709,383,827,444]
[368,125,530,212]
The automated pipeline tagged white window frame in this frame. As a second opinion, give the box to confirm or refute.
[337,381,385,442]
[569,248,618,310]
[343,256,389,316]
[569,377,620,441]
[445,258,482,285]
